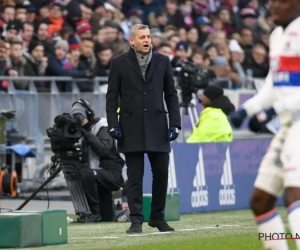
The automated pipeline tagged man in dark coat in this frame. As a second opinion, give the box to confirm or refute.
[106,24,181,234]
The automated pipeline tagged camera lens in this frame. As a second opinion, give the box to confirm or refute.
[67,124,78,135]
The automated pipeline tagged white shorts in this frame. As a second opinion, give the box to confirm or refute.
[254,120,300,197]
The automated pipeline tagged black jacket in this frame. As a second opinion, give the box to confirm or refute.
[81,118,125,190]
[106,47,181,153]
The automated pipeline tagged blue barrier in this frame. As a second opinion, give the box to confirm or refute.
[143,140,284,214]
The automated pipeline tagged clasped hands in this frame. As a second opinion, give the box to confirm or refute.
[109,127,179,141]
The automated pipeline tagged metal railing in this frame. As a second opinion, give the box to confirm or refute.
[0,76,260,164]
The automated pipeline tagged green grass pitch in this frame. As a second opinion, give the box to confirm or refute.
[5,207,296,250]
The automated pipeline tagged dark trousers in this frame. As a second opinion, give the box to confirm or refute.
[80,169,113,216]
[124,152,169,224]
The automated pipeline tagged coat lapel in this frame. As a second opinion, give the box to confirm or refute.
[123,47,143,79]
[145,51,158,81]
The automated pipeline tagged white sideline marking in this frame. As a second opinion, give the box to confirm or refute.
[178,228,198,231]
[149,232,173,235]
[126,234,151,237]
[218,225,239,227]
[69,225,240,240]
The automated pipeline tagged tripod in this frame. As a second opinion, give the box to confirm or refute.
[16,153,91,217]
[16,162,61,210]
[180,102,200,142]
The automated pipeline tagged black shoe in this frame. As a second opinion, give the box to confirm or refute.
[148,219,175,232]
[126,223,142,234]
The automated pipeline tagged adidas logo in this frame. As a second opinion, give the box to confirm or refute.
[167,149,177,193]
[219,147,235,205]
[191,147,208,207]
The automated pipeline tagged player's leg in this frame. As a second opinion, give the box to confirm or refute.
[281,121,300,249]
[250,132,287,250]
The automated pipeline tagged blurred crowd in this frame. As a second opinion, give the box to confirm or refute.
[0,0,272,92]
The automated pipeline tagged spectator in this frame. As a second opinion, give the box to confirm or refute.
[24,40,47,76]
[258,11,274,33]
[166,0,185,28]
[15,5,27,23]
[94,43,113,84]
[151,10,168,32]
[186,27,199,47]
[247,0,260,16]
[94,26,109,44]
[77,38,96,92]
[242,44,269,78]
[80,2,93,22]
[157,42,173,59]
[0,40,8,76]
[239,8,261,38]
[0,3,15,36]
[76,20,93,41]
[15,4,27,17]
[171,41,190,67]
[32,22,55,56]
[195,16,211,46]
[68,34,81,68]
[228,39,246,86]
[222,0,241,32]
[78,39,96,72]
[44,3,65,39]
[4,20,23,42]
[26,4,37,24]
[239,27,254,53]
[258,30,270,54]
[9,40,36,90]
[150,28,162,50]
[218,7,233,37]
[132,0,163,25]
[209,17,224,34]
[93,1,106,15]
[103,20,119,49]
[0,40,18,92]
[168,34,180,54]
[205,43,218,62]
[22,22,34,50]
[179,0,195,28]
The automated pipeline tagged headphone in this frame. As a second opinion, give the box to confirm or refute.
[72,98,95,123]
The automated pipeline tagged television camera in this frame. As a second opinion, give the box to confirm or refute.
[16,113,91,217]
[176,61,211,108]
[46,113,83,175]
[172,59,213,141]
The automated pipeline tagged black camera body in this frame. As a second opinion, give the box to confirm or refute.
[177,61,210,107]
[180,61,210,89]
[46,113,82,153]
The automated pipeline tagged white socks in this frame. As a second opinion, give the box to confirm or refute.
[256,208,288,250]
[287,201,300,250]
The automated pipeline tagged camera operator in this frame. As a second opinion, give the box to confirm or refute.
[170,41,190,77]
[70,99,126,223]
[170,42,218,109]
